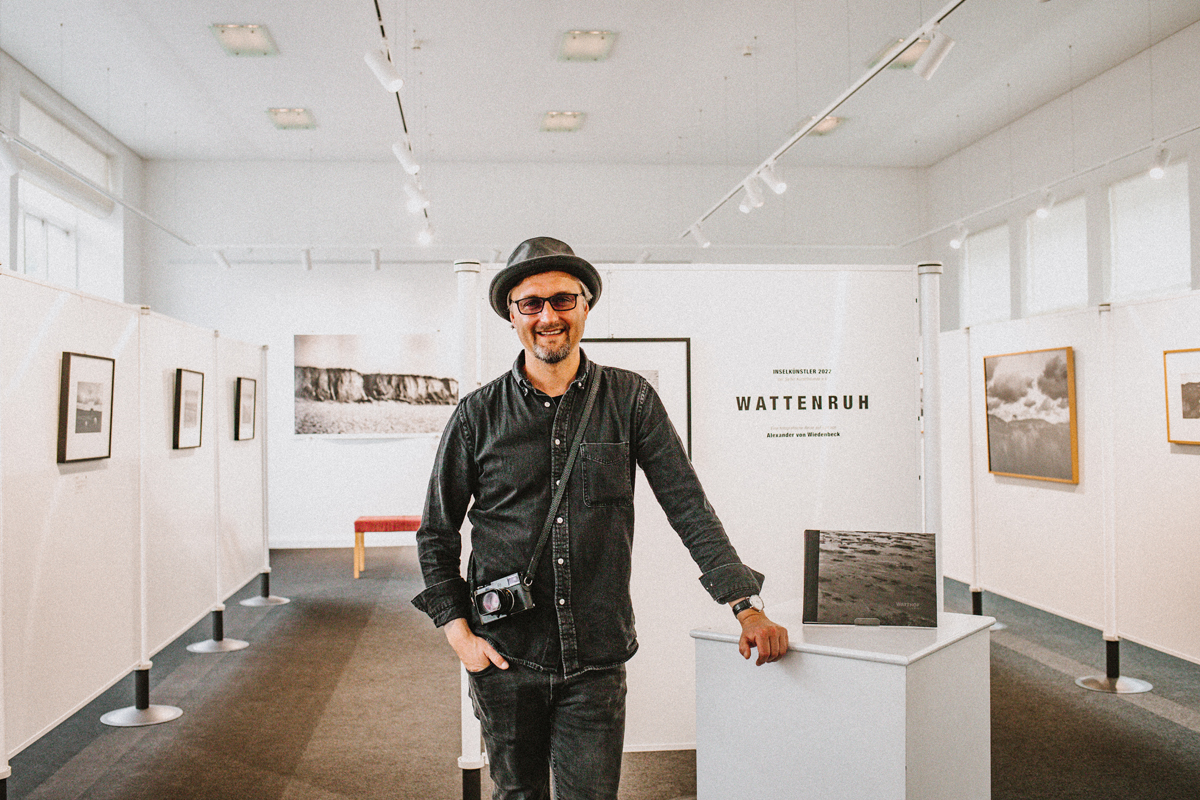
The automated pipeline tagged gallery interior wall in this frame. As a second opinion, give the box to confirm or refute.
[0,272,265,759]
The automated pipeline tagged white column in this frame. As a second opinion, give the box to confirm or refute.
[0,284,9,779]
[1098,304,1118,640]
[918,263,944,615]
[260,344,271,571]
[964,327,983,598]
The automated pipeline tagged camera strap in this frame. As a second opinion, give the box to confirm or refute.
[522,364,604,587]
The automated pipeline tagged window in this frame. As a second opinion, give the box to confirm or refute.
[960,224,1010,327]
[19,211,78,289]
[1110,161,1190,300]
[1026,194,1088,315]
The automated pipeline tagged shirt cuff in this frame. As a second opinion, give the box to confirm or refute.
[411,577,472,627]
[698,562,765,605]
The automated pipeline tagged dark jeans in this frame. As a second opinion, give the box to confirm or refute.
[467,663,627,800]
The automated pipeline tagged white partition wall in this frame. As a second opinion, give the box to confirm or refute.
[479,264,924,749]
[1,273,141,754]
[140,313,220,655]
[216,337,266,598]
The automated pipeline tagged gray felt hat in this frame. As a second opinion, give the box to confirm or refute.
[489,237,602,320]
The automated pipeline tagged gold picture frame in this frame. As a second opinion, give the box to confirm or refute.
[983,346,1079,484]
[1164,348,1200,445]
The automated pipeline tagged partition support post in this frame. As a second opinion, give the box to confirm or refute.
[242,569,289,606]
[242,345,288,608]
[100,663,182,727]
[918,263,944,616]
[461,767,481,800]
[1076,637,1152,694]
[187,605,249,653]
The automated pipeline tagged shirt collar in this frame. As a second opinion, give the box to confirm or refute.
[512,350,591,396]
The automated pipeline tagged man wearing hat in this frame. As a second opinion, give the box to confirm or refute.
[413,237,787,799]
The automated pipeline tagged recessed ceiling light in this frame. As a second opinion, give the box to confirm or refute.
[867,37,930,70]
[268,108,315,129]
[559,31,616,61]
[211,24,278,57]
[807,115,842,136]
[541,111,585,132]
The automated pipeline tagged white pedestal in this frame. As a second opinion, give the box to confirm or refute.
[691,605,993,800]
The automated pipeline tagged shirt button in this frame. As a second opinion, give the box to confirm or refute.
[554,438,561,445]
[559,598,566,606]
[557,558,564,565]
[544,401,550,408]
[556,480,560,486]
[556,517,563,524]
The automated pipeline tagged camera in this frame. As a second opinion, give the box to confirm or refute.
[473,572,535,624]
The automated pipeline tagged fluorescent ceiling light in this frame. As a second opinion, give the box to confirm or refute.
[868,37,930,69]
[211,24,278,57]
[559,31,616,61]
[268,108,315,129]
[541,111,585,132]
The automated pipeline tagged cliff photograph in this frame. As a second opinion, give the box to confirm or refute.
[294,334,458,436]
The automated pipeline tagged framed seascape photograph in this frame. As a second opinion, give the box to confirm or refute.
[57,352,116,463]
[581,338,692,457]
[983,346,1079,484]
[173,368,205,449]
[802,529,937,628]
[235,377,257,441]
[1164,348,1200,445]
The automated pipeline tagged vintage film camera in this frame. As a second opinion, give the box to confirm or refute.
[473,572,535,624]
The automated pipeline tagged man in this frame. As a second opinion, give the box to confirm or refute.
[413,237,788,800]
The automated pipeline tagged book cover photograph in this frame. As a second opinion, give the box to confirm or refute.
[803,529,937,627]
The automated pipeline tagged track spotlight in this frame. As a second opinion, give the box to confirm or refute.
[913,25,955,80]
[1149,147,1170,180]
[416,224,434,246]
[1035,192,1055,219]
[392,141,420,175]
[0,136,20,176]
[738,177,765,213]
[371,249,382,271]
[302,249,313,270]
[214,250,231,269]
[759,163,787,195]
[403,181,430,213]
[689,223,711,249]
[949,225,967,250]
[364,50,405,93]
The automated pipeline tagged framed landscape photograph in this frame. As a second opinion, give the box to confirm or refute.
[173,368,205,449]
[1164,348,1200,445]
[983,346,1079,484]
[235,377,256,441]
[581,338,692,457]
[57,352,115,463]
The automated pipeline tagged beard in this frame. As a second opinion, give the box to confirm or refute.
[532,338,572,364]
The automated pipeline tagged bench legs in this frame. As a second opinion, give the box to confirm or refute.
[354,531,365,578]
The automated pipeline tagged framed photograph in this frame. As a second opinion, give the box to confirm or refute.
[802,529,937,628]
[173,368,205,449]
[1164,348,1200,445]
[581,338,691,457]
[235,377,256,441]
[57,352,115,463]
[983,346,1078,483]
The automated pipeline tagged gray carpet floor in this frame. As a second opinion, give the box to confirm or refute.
[6,546,1200,799]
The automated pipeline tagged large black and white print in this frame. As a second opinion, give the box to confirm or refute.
[1164,347,1200,445]
[294,334,458,436]
[984,347,1079,483]
[803,529,937,627]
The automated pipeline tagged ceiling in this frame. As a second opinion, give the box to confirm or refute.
[0,0,1196,175]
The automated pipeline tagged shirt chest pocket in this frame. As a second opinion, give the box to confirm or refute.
[581,441,633,507]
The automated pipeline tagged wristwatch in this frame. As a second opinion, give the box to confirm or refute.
[731,595,764,617]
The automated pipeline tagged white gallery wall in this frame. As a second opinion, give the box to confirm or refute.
[0,272,265,759]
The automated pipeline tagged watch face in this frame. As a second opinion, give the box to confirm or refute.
[750,595,764,611]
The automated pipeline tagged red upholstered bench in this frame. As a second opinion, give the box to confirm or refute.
[354,516,421,578]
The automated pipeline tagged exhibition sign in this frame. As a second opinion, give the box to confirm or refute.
[293,333,457,437]
[173,368,205,449]
[983,346,1079,483]
[56,351,115,463]
[1163,348,1200,445]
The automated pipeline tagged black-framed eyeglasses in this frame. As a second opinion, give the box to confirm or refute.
[509,292,583,315]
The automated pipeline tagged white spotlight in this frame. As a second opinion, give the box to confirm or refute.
[0,136,21,176]
[913,25,955,80]
[949,225,967,250]
[371,249,382,271]
[365,50,404,92]
[403,181,430,213]
[302,249,313,270]
[759,163,787,194]
[214,250,232,269]
[738,177,765,213]
[417,224,434,246]
[392,141,420,175]
[1149,147,1170,180]
[689,223,711,249]
[1036,192,1055,219]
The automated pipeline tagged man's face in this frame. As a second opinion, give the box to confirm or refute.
[508,270,589,365]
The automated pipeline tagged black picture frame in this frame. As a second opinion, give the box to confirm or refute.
[235,377,256,441]
[173,368,205,449]
[57,352,116,463]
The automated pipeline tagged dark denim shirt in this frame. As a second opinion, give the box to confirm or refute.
[412,351,764,678]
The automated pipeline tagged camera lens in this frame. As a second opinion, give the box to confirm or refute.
[481,591,502,614]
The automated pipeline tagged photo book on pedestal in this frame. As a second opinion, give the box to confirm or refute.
[803,529,937,628]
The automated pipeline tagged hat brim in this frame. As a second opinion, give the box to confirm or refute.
[489,255,602,319]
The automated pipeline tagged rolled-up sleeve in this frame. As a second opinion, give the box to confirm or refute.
[412,404,476,626]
